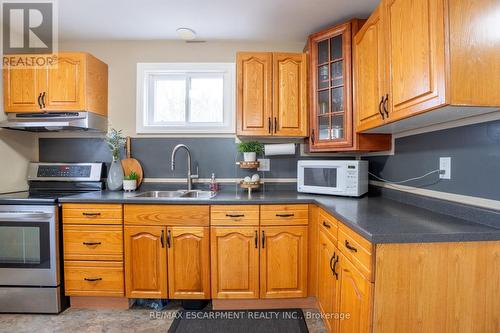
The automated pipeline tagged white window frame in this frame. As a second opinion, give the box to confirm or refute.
[136,63,236,134]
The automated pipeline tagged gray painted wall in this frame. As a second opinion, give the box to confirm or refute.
[39,138,349,180]
[366,120,500,201]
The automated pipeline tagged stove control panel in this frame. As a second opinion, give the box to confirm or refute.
[28,163,102,181]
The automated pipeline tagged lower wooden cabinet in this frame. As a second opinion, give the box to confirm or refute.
[124,225,168,298]
[210,227,260,299]
[64,261,124,297]
[260,226,308,298]
[317,229,341,332]
[167,226,210,299]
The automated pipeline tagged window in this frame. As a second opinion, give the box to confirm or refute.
[137,63,235,134]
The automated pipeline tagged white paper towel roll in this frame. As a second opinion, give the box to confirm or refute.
[264,143,295,156]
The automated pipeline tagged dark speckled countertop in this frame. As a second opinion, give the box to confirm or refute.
[58,189,500,244]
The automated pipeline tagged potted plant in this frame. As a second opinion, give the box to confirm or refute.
[237,141,263,162]
[105,128,126,191]
[123,171,138,192]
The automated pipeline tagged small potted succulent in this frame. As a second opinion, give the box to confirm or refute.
[237,141,264,162]
[123,171,138,192]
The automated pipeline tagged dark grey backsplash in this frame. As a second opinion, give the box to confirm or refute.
[366,120,500,201]
[39,137,351,180]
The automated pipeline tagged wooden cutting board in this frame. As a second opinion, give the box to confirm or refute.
[121,137,143,186]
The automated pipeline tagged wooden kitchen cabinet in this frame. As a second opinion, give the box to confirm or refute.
[124,225,167,299]
[317,229,341,332]
[356,0,500,133]
[210,226,260,299]
[3,52,108,115]
[167,226,210,299]
[236,52,308,137]
[260,226,308,298]
[308,19,391,152]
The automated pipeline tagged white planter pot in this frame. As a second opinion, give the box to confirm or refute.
[243,152,257,162]
[123,179,137,192]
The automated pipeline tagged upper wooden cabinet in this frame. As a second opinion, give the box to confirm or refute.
[236,52,308,137]
[355,0,500,133]
[308,20,391,152]
[3,52,108,115]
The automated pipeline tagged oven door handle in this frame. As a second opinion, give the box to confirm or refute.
[0,212,53,221]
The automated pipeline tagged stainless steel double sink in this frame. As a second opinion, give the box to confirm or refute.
[132,190,216,199]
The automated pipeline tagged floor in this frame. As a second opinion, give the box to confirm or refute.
[0,302,327,333]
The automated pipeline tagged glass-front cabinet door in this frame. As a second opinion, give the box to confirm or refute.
[309,21,355,151]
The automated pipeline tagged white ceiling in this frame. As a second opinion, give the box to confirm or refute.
[58,0,378,42]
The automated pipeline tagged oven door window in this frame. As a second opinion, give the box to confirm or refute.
[304,167,338,188]
[0,222,50,268]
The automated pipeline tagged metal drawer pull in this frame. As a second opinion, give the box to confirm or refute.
[84,277,102,282]
[332,255,339,280]
[322,221,331,228]
[254,231,258,248]
[83,242,101,246]
[276,213,294,217]
[345,240,358,252]
[82,212,101,217]
[226,214,245,218]
[262,230,265,248]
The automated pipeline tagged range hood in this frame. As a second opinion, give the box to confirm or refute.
[0,112,107,132]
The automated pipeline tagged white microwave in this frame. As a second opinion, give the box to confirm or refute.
[297,160,368,197]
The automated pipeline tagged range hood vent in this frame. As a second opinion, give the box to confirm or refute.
[0,112,107,132]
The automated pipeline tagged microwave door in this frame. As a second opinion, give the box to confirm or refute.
[302,166,346,193]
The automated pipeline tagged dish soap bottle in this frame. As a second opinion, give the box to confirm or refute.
[209,173,219,192]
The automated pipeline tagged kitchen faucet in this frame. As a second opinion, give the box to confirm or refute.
[171,144,198,191]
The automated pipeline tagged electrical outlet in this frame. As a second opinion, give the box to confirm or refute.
[439,157,451,179]
[257,158,270,172]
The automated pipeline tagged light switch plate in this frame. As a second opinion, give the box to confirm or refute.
[439,157,451,179]
[258,158,270,171]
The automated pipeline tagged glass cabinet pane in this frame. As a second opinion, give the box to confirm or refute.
[318,65,329,89]
[331,87,344,112]
[318,40,329,64]
[331,61,343,86]
[331,115,344,139]
[331,35,343,60]
[318,90,329,115]
[318,115,330,140]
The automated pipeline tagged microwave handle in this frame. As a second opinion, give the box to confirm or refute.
[0,212,53,222]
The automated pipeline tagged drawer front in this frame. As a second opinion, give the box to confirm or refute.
[64,261,124,296]
[261,204,309,225]
[211,205,259,226]
[318,209,338,242]
[124,205,209,226]
[63,204,122,225]
[338,224,373,281]
[63,225,123,261]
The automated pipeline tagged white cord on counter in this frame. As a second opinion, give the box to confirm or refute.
[368,169,442,185]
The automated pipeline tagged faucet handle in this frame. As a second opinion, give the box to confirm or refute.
[191,165,199,179]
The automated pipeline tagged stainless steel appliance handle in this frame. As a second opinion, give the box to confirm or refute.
[0,212,53,221]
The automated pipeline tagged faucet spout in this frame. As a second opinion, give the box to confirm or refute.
[170,144,197,191]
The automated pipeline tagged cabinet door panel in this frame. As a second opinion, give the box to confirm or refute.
[318,230,341,332]
[354,5,386,132]
[384,0,446,120]
[236,52,272,136]
[43,53,85,110]
[211,227,259,299]
[338,253,373,333]
[273,53,307,137]
[3,66,42,112]
[167,226,210,299]
[124,226,167,298]
[260,226,308,298]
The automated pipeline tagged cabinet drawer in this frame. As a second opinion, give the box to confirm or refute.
[64,261,124,296]
[338,224,373,281]
[261,204,308,225]
[211,205,259,226]
[124,205,209,226]
[318,209,338,242]
[63,204,122,225]
[63,225,123,261]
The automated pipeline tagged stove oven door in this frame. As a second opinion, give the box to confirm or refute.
[0,205,59,286]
